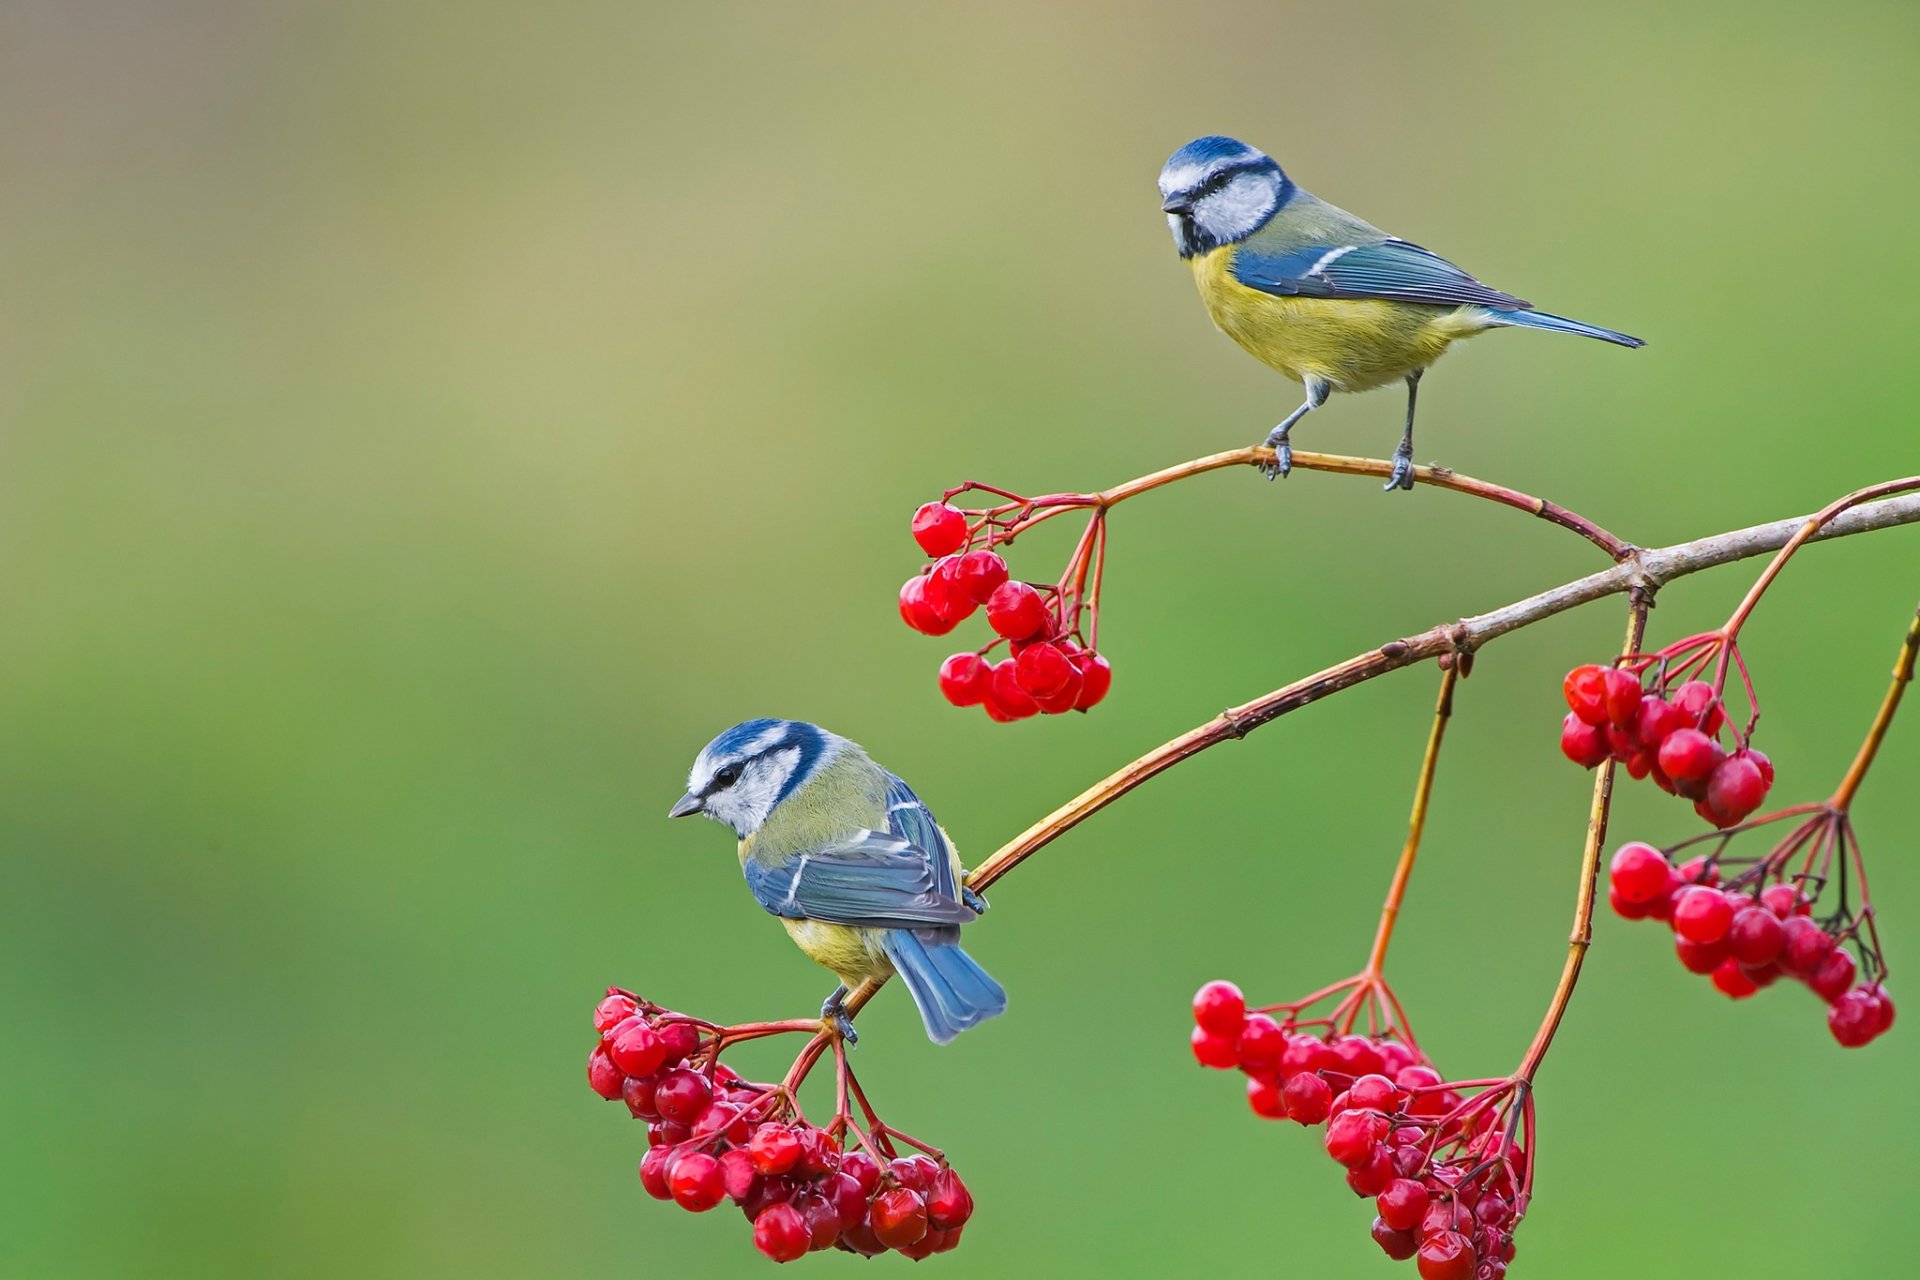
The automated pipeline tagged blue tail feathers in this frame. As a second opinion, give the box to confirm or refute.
[881,929,1007,1044]
[1487,308,1644,348]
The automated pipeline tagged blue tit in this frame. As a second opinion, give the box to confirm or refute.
[669,719,1006,1045]
[1158,135,1644,492]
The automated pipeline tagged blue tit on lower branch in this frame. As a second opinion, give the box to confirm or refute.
[1157,135,1644,492]
[670,719,1006,1045]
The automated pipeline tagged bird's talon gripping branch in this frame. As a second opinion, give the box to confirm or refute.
[960,887,988,914]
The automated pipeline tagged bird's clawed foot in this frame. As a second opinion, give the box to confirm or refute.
[821,987,858,1045]
[1258,428,1293,481]
[961,887,989,915]
[1384,445,1417,492]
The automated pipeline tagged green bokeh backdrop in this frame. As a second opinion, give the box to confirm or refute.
[4,3,1917,1276]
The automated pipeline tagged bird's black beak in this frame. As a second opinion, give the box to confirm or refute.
[668,792,703,819]
[1161,195,1193,215]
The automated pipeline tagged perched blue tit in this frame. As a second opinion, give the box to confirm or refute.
[1158,136,1643,491]
[670,719,1006,1044]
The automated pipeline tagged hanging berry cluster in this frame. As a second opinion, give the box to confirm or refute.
[1606,808,1895,1045]
[587,990,973,1262]
[1558,632,1773,827]
[899,496,1112,720]
[1191,981,1530,1280]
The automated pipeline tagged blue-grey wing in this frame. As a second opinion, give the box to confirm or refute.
[743,830,977,930]
[882,773,960,900]
[1231,237,1528,311]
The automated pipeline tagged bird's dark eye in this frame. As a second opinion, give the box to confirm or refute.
[712,763,743,790]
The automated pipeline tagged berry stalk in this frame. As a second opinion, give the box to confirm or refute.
[1364,664,1460,979]
[1829,603,1920,813]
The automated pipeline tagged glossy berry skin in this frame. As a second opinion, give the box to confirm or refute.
[1417,1230,1477,1280]
[1324,1110,1386,1168]
[668,1151,726,1212]
[1235,1013,1287,1072]
[1281,1071,1333,1125]
[609,1023,668,1078]
[1780,918,1835,975]
[938,653,993,707]
[1560,713,1610,768]
[927,1168,974,1230]
[1809,948,1857,1003]
[1072,651,1113,709]
[1563,665,1610,725]
[587,1047,625,1100]
[985,581,1048,640]
[1711,958,1759,999]
[1246,1075,1289,1118]
[749,1123,804,1176]
[899,575,957,636]
[870,1188,929,1249]
[1828,987,1890,1047]
[638,1145,676,1200]
[911,503,968,557]
[1191,1025,1240,1070]
[594,993,639,1032]
[1609,843,1673,904]
[1192,980,1246,1035]
[1672,886,1735,944]
[1726,907,1784,966]
[754,1202,812,1262]
[1600,667,1643,728]
[953,550,1009,604]
[1377,1178,1430,1232]
[1705,754,1768,822]
[987,659,1039,720]
[1657,729,1724,784]
[1670,680,1727,734]
[1014,641,1073,697]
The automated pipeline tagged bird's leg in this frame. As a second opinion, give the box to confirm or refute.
[820,984,857,1045]
[1385,369,1424,493]
[1258,377,1330,481]
[961,887,989,914]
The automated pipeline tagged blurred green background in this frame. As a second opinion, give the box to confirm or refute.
[4,2,1917,1276]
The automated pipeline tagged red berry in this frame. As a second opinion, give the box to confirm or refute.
[898,575,956,636]
[1331,1035,1386,1079]
[1760,883,1805,918]
[1745,747,1775,786]
[1014,641,1073,697]
[1325,1109,1387,1168]
[1560,713,1610,768]
[1726,906,1785,966]
[927,1168,974,1230]
[621,1074,660,1120]
[1671,680,1727,734]
[1563,665,1610,725]
[754,1202,812,1262]
[1247,1075,1290,1119]
[1609,842,1674,905]
[609,1023,668,1078]
[1658,729,1724,784]
[1281,1072,1333,1125]
[938,653,993,707]
[668,1151,725,1212]
[1609,886,1654,920]
[653,1068,713,1124]
[1809,948,1857,1003]
[1071,650,1113,710]
[1236,1013,1287,1072]
[692,1100,749,1145]
[911,502,968,557]
[1672,885,1734,944]
[718,1147,759,1203]
[749,1123,804,1176]
[638,1145,676,1200]
[587,1046,625,1100]
[985,581,1048,640]
[869,1188,929,1249]
[1346,1144,1395,1197]
[657,1021,701,1063]
[1032,663,1084,714]
[836,1221,887,1257]
[1829,987,1887,1047]
[1706,754,1768,823]
[1348,1074,1404,1112]
[986,659,1039,720]
[791,1189,842,1251]
[1191,1025,1240,1070]
[923,557,976,624]
[1780,917,1835,976]
[1600,668,1643,728]
[889,1154,940,1193]
[953,549,1010,604]
[1635,695,1688,746]
[593,993,639,1032]
[1870,984,1897,1034]
[1372,1218,1419,1261]
[1192,980,1246,1035]
[1711,957,1759,999]
[839,1151,884,1196]
[1675,934,1730,974]
[1377,1178,1431,1232]
[823,1171,869,1226]
[1417,1230,1477,1280]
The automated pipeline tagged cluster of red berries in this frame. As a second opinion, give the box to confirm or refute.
[1607,844,1896,1046]
[901,502,1112,720]
[587,991,973,1261]
[1559,664,1772,828]
[1193,982,1526,1278]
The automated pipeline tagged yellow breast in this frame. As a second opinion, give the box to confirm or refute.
[1190,248,1484,393]
[781,918,893,987]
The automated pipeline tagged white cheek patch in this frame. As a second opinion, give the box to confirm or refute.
[1196,174,1279,242]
